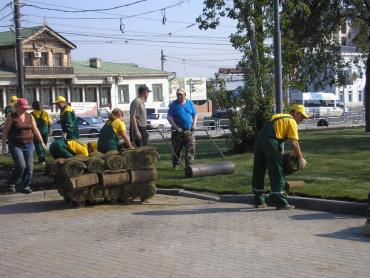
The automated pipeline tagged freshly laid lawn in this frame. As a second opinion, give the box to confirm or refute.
[155,127,370,202]
[0,128,368,201]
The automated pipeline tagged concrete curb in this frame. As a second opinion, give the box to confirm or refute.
[220,194,368,216]
[157,190,368,216]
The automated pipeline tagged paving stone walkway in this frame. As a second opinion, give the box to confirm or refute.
[0,191,369,278]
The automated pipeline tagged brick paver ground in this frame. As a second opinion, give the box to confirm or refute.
[0,190,369,278]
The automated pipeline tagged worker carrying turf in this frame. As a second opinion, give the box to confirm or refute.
[49,139,97,159]
[252,104,308,210]
[98,108,133,153]
[53,96,79,140]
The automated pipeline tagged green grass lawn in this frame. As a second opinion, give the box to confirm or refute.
[155,127,370,202]
[0,127,369,201]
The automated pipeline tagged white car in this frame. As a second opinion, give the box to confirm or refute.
[146,113,170,130]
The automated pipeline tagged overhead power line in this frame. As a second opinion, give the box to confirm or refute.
[22,19,232,41]
[0,11,13,21]
[0,2,11,13]
[21,0,150,13]
[58,30,232,46]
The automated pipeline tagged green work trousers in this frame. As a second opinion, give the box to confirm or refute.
[49,139,74,159]
[252,123,288,207]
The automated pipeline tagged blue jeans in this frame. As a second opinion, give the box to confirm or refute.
[7,142,34,189]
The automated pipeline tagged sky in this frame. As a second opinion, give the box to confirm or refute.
[0,0,242,79]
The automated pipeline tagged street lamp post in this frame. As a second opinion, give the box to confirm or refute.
[274,0,283,114]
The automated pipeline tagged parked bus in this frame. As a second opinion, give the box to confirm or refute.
[290,92,346,118]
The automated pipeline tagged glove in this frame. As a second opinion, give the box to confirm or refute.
[298,157,307,169]
[176,127,183,133]
[41,143,47,150]
[190,127,196,132]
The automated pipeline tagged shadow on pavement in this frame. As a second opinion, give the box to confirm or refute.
[134,206,272,216]
[316,226,370,243]
[0,200,71,214]
[289,212,358,221]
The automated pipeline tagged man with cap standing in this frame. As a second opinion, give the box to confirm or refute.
[130,85,150,147]
[4,96,18,116]
[53,96,79,140]
[252,104,308,210]
[167,88,197,169]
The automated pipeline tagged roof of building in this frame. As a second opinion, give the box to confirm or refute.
[72,60,172,76]
[0,25,76,48]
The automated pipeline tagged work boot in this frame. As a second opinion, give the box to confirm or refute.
[276,204,295,210]
[19,186,32,194]
[256,203,268,208]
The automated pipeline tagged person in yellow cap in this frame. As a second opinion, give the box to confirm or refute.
[4,96,18,116]
[31,100,52,164]
[252,104,309,210]
[53,96,79,139]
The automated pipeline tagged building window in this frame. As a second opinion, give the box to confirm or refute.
[339,91,344,102]
[341,37,346,46]
[57,87,68,102]
[348,91,352,102]
[71,87,83,102]
[40,52,48,66]
[86,87,97,102]
[152,84,163,101]
[358,90,362,102]
[24,52,33,66]
[40,88,52,107]
[24,88,36,103]
[135,84,146,97]
[118,85,129,103]
[100,87,111,106]
[54,53,62,66]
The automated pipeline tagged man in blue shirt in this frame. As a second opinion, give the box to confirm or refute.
[168,88,197,169]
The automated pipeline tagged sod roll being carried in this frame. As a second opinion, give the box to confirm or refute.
[283,152,299,175]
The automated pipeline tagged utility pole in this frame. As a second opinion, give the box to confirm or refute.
[273,0,282,113]
[160,49,166,71]
[14,0,24,97]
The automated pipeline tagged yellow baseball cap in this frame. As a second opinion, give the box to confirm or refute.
[291,104,309,119]
[53,96,66,103]
[10,95,18,102]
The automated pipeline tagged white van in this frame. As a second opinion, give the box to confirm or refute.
[290,92,346,118]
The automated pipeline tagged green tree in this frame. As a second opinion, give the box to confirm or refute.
[341,0,370,131]
[197,0,352,152]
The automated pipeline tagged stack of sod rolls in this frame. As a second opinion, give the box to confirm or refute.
[48,146,159,206]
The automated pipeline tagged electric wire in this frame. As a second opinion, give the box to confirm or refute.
[21,0,150,13]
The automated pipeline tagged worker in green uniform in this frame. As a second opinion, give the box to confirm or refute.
[49,139,97,159]
[31,100,52,164]
[4,95,18,116]
[98,108,133,153]
[53,96,79,139]
[252,104,308,210]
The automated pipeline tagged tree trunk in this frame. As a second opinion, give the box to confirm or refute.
[365,51,370,131]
